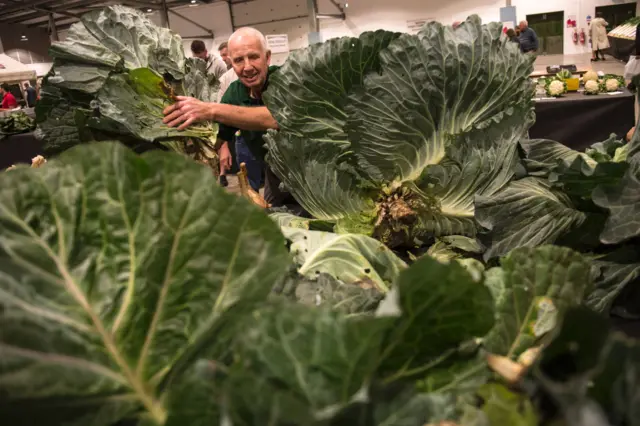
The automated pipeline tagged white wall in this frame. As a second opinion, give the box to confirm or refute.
[317,0,636,55]
[231,0,310,65]
[512,0,636,55]
[317,0,502,40]
[148,2,234,60]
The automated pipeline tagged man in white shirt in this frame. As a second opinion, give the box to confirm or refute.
[217,67,239,100]
[190,40,228,80]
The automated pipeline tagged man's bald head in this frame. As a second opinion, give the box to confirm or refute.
[227,27,271,94]
[229,27,268,53]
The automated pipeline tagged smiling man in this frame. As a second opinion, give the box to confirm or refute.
[163,27,291,206]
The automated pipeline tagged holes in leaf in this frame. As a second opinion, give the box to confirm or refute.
[364,268,371,274]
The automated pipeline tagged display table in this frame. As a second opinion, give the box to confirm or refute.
[530,88,635,151]
[0,132,44,170]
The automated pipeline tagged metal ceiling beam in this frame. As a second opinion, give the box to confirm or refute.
[240,14,309,28]
[48,13,59,41]
[0,0,105,24]
[169,10,213,35]
[307,0,318,33]
[2,0,60,15]
[328,0,344,14]
[32,6,82,20]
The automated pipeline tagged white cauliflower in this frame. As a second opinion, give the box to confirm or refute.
[583,70,599,82]
[548,80,565,97]
[605,78,620,92]
[584,80,600,95]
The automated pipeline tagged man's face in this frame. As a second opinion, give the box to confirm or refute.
[229,36,271,91]
[0,88,5,95]
[219,47,231,67]
[192,49,208,61]
[519,22,526,31]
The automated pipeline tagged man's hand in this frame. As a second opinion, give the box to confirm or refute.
[163,96,215,130]
[219,141,232,171]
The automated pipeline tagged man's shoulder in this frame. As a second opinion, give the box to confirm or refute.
[221,79,245,105]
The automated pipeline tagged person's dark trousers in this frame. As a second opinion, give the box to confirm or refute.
[235,135,263,192]
[264,167,298,208]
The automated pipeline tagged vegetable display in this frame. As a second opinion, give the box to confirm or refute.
[0,111,35,139]
[1,11,640,426]
[36,6,219,168]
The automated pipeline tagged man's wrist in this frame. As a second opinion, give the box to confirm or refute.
[207,103,218,121]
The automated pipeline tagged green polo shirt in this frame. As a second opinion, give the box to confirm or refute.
[218,65,279,160]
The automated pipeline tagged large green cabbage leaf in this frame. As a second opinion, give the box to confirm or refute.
[281,227,407,291]
[37,6,218,159]
[0,143,290,426]
[264,16,535,247]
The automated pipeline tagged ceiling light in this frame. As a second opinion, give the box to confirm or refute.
[146,8,153,12]
[21,34,26,39]
[345,2,348,7]
[191,0,197,3]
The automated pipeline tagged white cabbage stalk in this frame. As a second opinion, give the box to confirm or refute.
[584,80,600,94]
[605,78,620,92]
[548,80,565,97]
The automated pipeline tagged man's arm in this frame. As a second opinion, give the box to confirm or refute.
[163,96,278,131]
[532,30,539,50]
[211,104,278,131]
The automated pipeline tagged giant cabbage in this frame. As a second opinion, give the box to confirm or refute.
[263,16,535,247]
[37,6,219,165]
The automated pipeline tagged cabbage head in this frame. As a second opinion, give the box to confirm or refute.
[264,16,535,247]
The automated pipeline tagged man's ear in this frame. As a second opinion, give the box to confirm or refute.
[266,49,272,65]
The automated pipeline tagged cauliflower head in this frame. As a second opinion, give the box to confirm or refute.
[605,78,620,92]
[585,80,600,94]
[583,70,599,82]
[548,80,566,97]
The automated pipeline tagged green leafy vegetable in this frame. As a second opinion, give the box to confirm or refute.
[281,227,406,291]
[0,142,290,426]
[484,246,592,358]
[0,111,35,139]
[264,16,535,247]
[38,5,218,163]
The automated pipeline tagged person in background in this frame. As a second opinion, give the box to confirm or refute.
[0,84,18,111]
[190,40,229,80]
[518,20,539,54]
[506,28,521,50]
[24,82,36,108]
[191,39,234,186]
[216,41,245,188]
[590,12,610,62]
[218,41,232,70]
[163,27,293,207]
